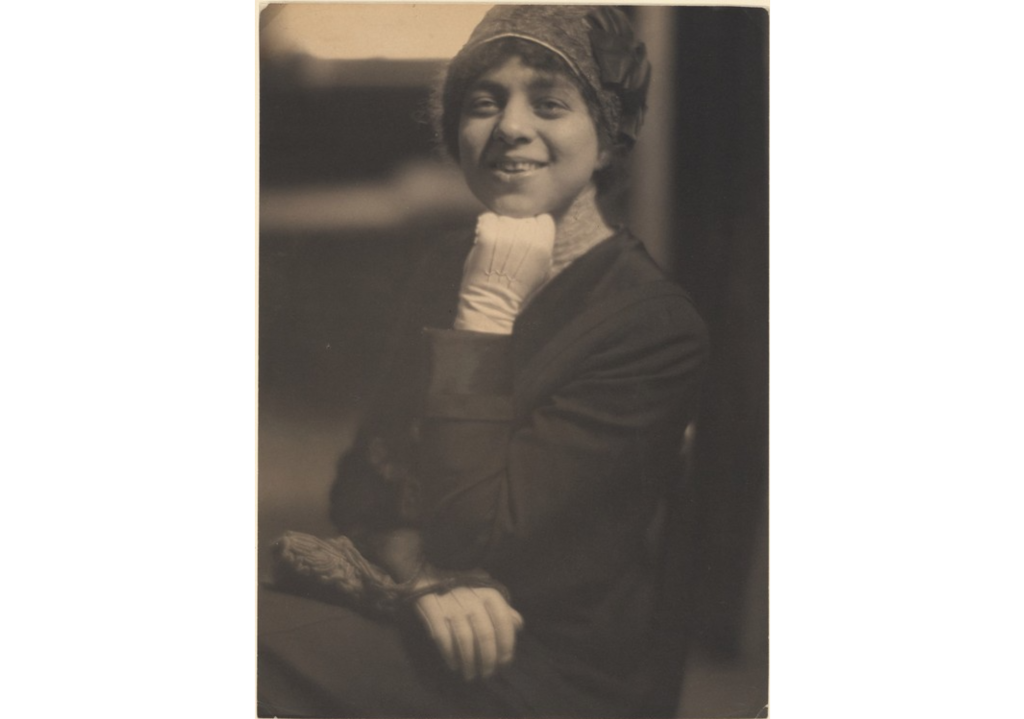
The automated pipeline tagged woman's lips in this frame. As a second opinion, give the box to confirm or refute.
[488,158,548,180]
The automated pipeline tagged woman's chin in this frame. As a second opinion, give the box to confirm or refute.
[483,196,547,219]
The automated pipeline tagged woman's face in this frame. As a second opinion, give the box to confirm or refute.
[457,55,606,219]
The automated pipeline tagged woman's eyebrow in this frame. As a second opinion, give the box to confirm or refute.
[467,79,505,95]
[527,76,564,92]
[468,75,571,94]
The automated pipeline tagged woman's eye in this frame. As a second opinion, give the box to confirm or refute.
[465,97,499,115]
[535,99,568,117]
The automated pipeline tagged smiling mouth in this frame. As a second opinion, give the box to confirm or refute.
[490,159,547,174]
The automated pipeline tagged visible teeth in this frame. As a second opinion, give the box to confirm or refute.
[496,160,542,172]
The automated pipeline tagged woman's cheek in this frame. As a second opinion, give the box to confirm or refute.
[458,118,489,163]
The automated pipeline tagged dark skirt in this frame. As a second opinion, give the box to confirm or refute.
[257,586,636,718]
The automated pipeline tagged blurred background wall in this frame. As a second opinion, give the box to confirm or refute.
[259,5,767,717]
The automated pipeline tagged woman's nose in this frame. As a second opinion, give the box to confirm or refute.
[493,99,534,145]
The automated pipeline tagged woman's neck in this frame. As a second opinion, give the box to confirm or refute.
[549,184,616,273]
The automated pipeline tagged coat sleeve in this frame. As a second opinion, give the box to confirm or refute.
[328,231,469,539]
[416,291,709,569]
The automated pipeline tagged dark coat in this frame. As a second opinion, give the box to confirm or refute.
[331,226,709,715]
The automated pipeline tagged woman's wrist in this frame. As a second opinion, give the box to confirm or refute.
[403,563,513,605]
[453,302,516,334]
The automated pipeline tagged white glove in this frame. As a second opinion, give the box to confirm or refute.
[454,213,556,334]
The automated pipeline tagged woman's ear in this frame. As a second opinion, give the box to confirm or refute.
[596,147,613,170]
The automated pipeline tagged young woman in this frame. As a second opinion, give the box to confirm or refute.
[259,6,709,717]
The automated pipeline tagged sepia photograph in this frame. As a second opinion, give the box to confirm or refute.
[258,4,768,717]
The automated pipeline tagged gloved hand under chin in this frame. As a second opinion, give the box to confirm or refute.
[454,212,556,334]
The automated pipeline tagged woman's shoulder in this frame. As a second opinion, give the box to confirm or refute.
[590,232,699,309]
[580,233,708,359]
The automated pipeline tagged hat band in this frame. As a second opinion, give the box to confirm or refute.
[468,32,588,86]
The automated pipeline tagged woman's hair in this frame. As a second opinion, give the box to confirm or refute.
[429,6,651,197]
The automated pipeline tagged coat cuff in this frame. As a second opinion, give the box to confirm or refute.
[422,328,514,420]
